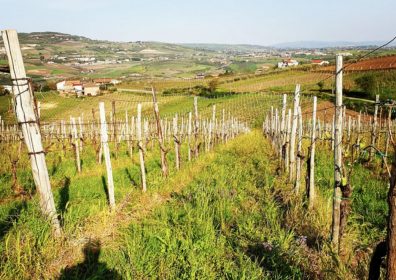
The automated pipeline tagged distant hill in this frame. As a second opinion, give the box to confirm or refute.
[271,40,396,49]
[0,31,197,57]
[181,43,272,52]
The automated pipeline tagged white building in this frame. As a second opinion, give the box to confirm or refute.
[278,59,299,68]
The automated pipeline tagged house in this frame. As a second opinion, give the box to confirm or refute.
[338,52,353,57]
[56,80,66,91]
[84,83,100,96]
[311,59,330,66]
[277,59,299,68]
[195,73,205,79]
[56,80,82,95]
[93,78,112,85]
[73,82,84,97]
[0,85,12,94]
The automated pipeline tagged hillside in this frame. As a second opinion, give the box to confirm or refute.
[0,32,221,81]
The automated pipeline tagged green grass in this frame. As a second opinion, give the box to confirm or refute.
[0,88,391,279]
[68,132,311,279]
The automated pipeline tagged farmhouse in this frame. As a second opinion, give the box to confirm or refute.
[277,59,299,68]
[83,83,100,96]
[195,73,205,79]
[93,78,121,85]
[56,80,81,93]
[311,59,330,66]
[0,84,12,94]
[56,80,100,97]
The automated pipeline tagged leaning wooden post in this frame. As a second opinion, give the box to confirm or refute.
[332,54,343,250]
[137,104,147,192]
[99,102,115,210]
[289,84,300,182]
[1,29,61,235]
[151,87,168,177]
[308,96,317,208]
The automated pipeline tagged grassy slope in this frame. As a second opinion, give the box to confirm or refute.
[64,132,388,279]
[0,127,390,279]
[58,131,310,279]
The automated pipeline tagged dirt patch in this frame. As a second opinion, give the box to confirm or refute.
[302,100,371,123]
[27,69,50,75]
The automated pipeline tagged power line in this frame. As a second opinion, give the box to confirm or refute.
[316,35,396,85]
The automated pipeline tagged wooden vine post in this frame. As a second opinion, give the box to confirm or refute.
[1,29,61,235]
[331,54,343,251]
[137,103,147,192]
[151,87,168,177]
[70,117,81,173]
[369,95,380,162]
[289,84,300,182]
[173,114,181,170]
[295,106,303,193]
[280,94,287,168]
[99,102,115,210]
[308,96,317,208]
[193,97,199,158]
[187,112,192,161]
[387,112,396,279]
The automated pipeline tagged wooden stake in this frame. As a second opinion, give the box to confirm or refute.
[173,114,180,170]
[187,112,192,161]
[332,54,343,250]
[308,96,317,208]
[99,102,115,210]
[295,106,303,193]
[137,104,147,192]
[2,29,61,235]
[151,87,169,177]
[70,117,81,173]
[289,84,300,182]
[194,97,199,158]
[369,95,380,162]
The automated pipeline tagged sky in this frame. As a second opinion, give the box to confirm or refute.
[0,0,395,45]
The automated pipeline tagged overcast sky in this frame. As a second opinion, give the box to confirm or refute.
[0,0,395,45]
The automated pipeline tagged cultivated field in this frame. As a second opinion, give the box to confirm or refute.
[0,87,393,278]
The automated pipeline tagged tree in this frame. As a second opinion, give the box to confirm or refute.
[355,73,378,99]
[317,81,324,92]
[208,79,218,93]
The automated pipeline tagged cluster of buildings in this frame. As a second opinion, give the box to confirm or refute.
[277,59,299,68]
[277,59,330,68]
[56,78,120,97]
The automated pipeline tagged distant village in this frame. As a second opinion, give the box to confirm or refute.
[277,58,330,68]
